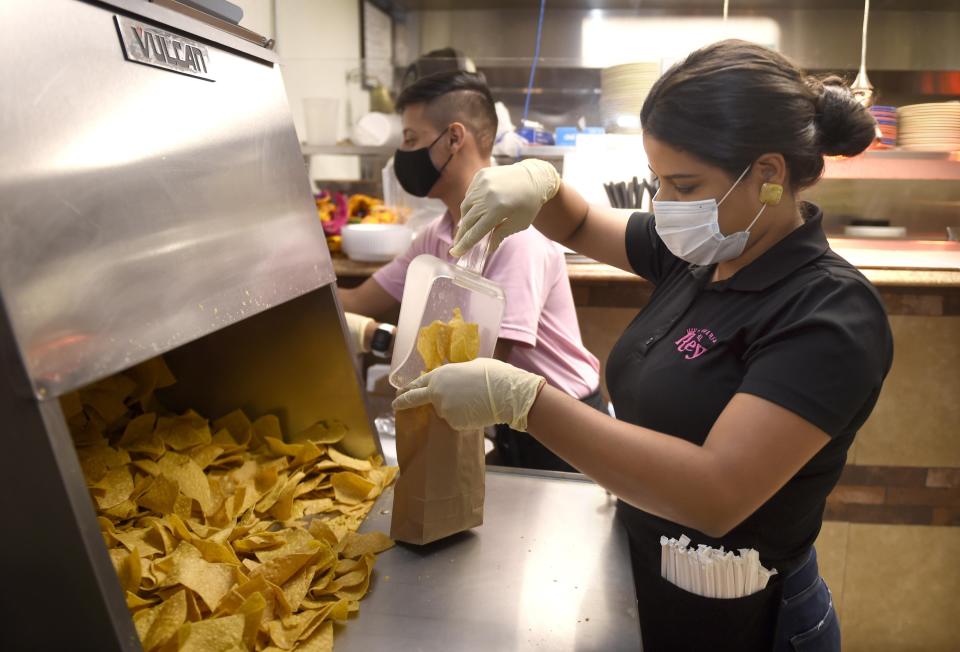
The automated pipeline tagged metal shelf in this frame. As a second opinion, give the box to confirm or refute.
[303,143,960,180]
[824,149,960,181]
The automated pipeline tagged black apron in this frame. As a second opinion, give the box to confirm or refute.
[621,505,840,651]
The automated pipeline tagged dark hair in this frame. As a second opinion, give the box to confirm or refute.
[399,47,480,90]
[640,40,877,189]
[396,70,499,155]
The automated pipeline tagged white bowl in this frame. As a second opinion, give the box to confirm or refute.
[341,224,413,262]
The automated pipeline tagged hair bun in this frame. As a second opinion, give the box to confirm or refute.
[806,75,876,157]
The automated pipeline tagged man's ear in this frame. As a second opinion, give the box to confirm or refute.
[447,122,468,153]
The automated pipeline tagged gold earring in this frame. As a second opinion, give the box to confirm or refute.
[759,182,783,206]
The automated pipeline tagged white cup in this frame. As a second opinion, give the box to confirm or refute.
[351,112,402,147]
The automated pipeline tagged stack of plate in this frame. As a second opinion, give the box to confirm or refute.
[869,105,897,148]
[897,102,960,152]
[601,62,661,133]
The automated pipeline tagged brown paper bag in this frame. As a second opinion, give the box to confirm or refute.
[390,405,485,545]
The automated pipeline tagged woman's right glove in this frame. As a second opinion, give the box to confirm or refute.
[392,358,546,432]
[451,159,561,257]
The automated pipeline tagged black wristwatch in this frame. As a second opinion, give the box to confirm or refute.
[370,323,396,359]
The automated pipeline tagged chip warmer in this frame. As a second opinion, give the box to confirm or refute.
[1,1,376,648]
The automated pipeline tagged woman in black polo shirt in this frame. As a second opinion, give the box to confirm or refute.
[394,40,892,651]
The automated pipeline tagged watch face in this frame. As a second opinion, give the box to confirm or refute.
[371,327,392,354]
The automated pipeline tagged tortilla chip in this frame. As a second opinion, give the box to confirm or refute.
[158,453,213,515]
[265,609,322,649]
[79,445,131,483]
[92,466,135,510]
[294,420,347,445]
[176,613,246,652]
[416,320,448,371]
[126,591,159,611]
[252,550,321,587]
[211,410,252,445]
[327,448,372,472]
[143,589,187,651]
[331,472,376,506]
[234,591,266,650]
[190,444,225,471]
[448,314,480,363]
[170,555,237,612]
[297,620,334,652]
[338,531,394,559]
[156,412,212,452]
[81,387,132,425]
[117,547,143,593]
[137,475,180,515]
[67,361,399,652]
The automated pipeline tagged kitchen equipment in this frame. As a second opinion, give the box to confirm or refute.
[1,2,378,648]
[843,225,908,238]
[601,62,660,133]
[870,105,898,148]
[850,0,875,107]
[517,119,555,146]
[351,111,402,147]
[604,176,655,208]
[389,237,505,389]
[555,125,604,146]
[368,82,395,114]
[341,223,413,262]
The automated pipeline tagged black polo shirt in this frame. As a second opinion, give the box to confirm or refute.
[608,202,892,571]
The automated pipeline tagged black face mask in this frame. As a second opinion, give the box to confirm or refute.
[394,127,453,197]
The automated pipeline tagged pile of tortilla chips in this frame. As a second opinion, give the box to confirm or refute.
[415,307,481,372]
[62,358,397,652]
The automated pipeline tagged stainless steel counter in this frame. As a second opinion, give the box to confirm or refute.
[337,467,641,651]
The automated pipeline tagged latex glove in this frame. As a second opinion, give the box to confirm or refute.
[451,159,561,257]
[392,358,546,432]
[343,311,375,354]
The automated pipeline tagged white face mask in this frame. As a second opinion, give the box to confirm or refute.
[652,165,767,266]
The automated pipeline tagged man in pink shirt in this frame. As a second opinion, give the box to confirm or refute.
[339,71,600,471]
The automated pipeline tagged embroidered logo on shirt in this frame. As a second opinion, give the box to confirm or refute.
[674,328,718,360]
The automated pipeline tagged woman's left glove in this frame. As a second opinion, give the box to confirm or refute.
[392,358,546,432]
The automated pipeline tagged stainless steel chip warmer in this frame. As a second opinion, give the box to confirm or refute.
[0,2,377,649]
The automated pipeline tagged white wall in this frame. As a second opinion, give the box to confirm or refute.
[236,0,366,182]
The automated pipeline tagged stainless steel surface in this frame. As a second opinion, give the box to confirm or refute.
[397,6,959,136]
[151,0,272,47]
[115,14,215,80]
[0,1,377,649]
[0,311,142,652]
[400,7,960,71]
[337,468,641,652]
[0,0,333,398]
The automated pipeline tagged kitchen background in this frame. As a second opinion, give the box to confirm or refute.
[232,1,959,650]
